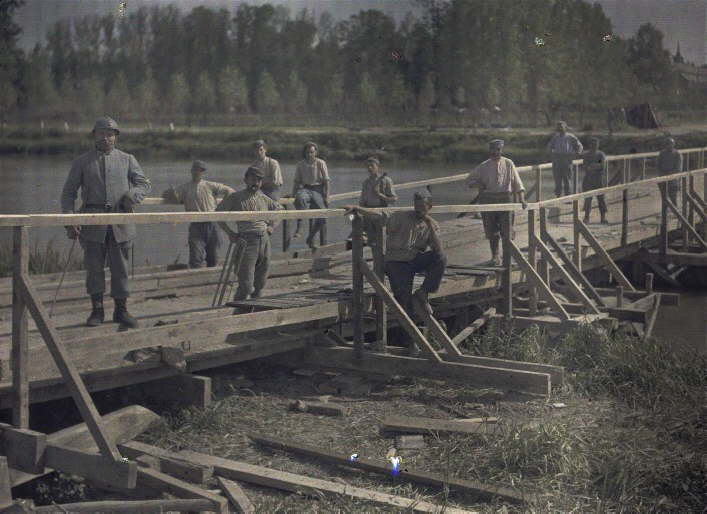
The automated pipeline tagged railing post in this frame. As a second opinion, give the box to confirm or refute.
[281,205,291,253]
[615,286,624,308]
[373,220,387,352]
[320,219,327,246]
[351,213,364,359]
[572,200,581,272]
[573,163,579,194]
[12,226,29,428]
[641,157,646,180]
[682,176,689,251]
[660,181,668,256]
[501,211,513,317]
[535,165,542,202]
[539,207,549,284]
[527,209,537,316]
[621,188,629,247]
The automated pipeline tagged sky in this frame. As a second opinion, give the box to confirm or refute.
[15,0,707,65]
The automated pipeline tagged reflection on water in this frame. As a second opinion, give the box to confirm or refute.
[653,291,706,354]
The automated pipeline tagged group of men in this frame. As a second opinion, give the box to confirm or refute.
[61,115,685,336]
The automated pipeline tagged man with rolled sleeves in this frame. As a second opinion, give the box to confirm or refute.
[581,137,608,224]
[546,121,583,197]
[358,155,397,248]
[467,139,527,266]
[252,139,283,201]
[162,160,234,268]
[61,116,151,328]
[216,166,283,300]
[657,137,682,207]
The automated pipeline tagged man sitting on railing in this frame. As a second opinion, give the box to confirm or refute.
[657,137,682,207]
[216,166,283,301]
[60,116,152,329]
[162,160,234,268]
[546,121,583,197]
[467,139,527,267]
[581,138,609,224]
[290,141,331,249]
[252,139,284,201]
[358,156,397,248]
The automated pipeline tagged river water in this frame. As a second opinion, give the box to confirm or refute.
[0,155,704,352]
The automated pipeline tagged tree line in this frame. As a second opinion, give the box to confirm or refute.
[0,0,699,128]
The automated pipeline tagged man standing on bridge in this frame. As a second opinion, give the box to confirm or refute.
[216,167,283,301]
[657,137,682,207]
[61,116,152,329]
[546,121,583,197]
[467,139,527,267]
[162,160,234,268]
[252,139,283,201]
[581,138,608,224]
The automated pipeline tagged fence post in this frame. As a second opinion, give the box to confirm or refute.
[281,205,291,253]
[641,157,646,180]
[373,220,387,352]
[682,176,689,251]
[539,207,549,284]
[621,188,629,247]
[660,181,668,256]
[351,213,364,359]
[527,209,537,316]
[12,226,29,428]
[573,163,579,194]
[500,211,513,317]
[535,165,542,202]
[572,201,581,272]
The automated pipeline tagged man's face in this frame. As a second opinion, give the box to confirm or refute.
[191,167,205,182]
[94,128,116,152]
[367,161,379,175]
[666,139,675,151]
[414,198,431,218]
[245,173,263,192]
[305,145,317,161]
[590,140,599,152]
[490,145,502,159]
[557,122,566,133]
[255,145,267,160]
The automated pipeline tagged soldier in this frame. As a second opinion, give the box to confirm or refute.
[467,139,527,266]
[546,121,583,197]
[581,138,608,224]
[657,137,682,207]
[61,116,151,328]
[216,167,283,300]
[358,156,397,248]
[291,141,331,248]
[252,139,283,201]
[162,160,234,268]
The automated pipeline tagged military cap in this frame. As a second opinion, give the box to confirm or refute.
[488,139,505,148]
[191,160,207,171]
[366,156,381,165]
[245,166,264,179]
[92,116,120,135]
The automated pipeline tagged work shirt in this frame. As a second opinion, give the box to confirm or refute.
[251,156,283,188]
[61,147,151,243]
[385,211,440,262]
[294,158,329,187]
[360,174,397,207]
[467,157,525,193]
[657,149,682,175]
[216,188,282,235]
[171,180,234,212]
[546,133,583,156]
[582,150,606,174]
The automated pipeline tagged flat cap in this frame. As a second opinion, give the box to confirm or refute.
[413,189,432,201]
[488,139,505,148]
[245,166,264,178]
[253,139,266,148]
[92,116,120,134]
[191,160,207,171]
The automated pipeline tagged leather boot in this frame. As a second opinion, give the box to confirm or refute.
[86,294,104,327]
[113,298,139,328]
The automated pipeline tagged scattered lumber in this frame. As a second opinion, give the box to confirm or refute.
[248,434,524,503]
[160,457,213,485]
[44,444,138,489]
[33,499,219,513]
[216,476,255,514]
[289,400,351,417]
[136,467,228,514]
[451,307,496,345]
[381,416,497,436]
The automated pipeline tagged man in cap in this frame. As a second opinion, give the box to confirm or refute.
[546,121,583,197]
[252,140,283,201]
[358,155,397,248]
[657,137,682,207]
[61,116,151,329]
[581,138,608,224]
[162,160,235,268]
[216,166,283,300]
[467,139,527,266]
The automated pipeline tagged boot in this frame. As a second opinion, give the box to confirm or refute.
[86,294,104,327]
[113,298,139,329]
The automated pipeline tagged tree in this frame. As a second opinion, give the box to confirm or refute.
[627,23,673,92]
[167,72,189,121]
[76,75,105,121]
[254,70,280,113]
[105,71,132,120]
[217,65,249,117]
[285,70,307,113]
[24,45,60,118]
[357,72,378,118]
[135,69,158,122]
[191,73,216,124]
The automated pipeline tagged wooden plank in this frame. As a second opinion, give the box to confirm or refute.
[351,214,364,358]
[451,307,496,345]
[44,444,137,489]
[143,374,212,410]
[136,467,228,514]
[34,499,218,513]
[0,457,12,509]
[17,276,122,462]
[527,210,538,315]
[0,424,46,474]
[605,307,648,323]
[289,400,350,416]
[412,299,464,360]
[446,354,564,388]
[501,212,513,315]
[160,457,213,485]
[592,288,679,306]
[381,416,497,436]
[573,201,581,271]
[216,477,256,514]
[12,226,29,429]
[507,240,570,320]
[642,295,661,342]
[176,449,475,514]
[665,198,707,250]
[639,258,683,289]
[576,219,635,290]
[640,250,707,267]
[305,346,551,396]
[621,189,629,247]
[248,434,525,504]
[374,221,387,349]
[359,260,442,362]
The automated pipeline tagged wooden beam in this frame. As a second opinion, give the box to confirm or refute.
[159,457,213,485]
[451,307,496,345]
[17,275,122,462]
[592,288,679,306]
[507,240,570,320]
[0,457,12,509]
[176,449,474,514]
[639,250,707,267]
[305,346,551,396]
[33,499,219,513]
[642,295,661,342]
[0,424,46,474]
[605,307,648,323]
[216,477,255,514]
[143,374,212,410]
[136,467,228,514]
[412,299,464,361]
[289,400,350,417]
[501,212,513,315]
[43,444,137,489]
[665,198,707,250]
[248,434,525,504]
[351,213,364,358]
[639,258,683,289]
[373,221,387,350]
[12,226,29,429]
[359,260,442,362]
[576,219,635,290]
[381,415,497,436]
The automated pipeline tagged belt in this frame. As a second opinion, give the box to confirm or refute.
[84,203,113,212]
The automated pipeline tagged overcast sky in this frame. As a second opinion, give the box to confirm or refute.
[15,0,706,65]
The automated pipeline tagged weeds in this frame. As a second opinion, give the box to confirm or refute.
[0,238,83,277]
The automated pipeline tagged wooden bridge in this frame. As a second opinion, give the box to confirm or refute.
[0,145,704,498]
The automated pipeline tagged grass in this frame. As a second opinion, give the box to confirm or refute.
[0,239,83,278]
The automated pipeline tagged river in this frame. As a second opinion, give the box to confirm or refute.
[0,155,704,352]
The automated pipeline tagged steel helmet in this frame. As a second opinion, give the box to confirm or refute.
[92,116,120,135]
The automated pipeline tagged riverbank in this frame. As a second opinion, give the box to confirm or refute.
[2,127,707,164]
[19,324,706,511]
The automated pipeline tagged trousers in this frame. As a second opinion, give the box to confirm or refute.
[234,233,271,300]
[81,226,131,298]
[385,250,447,315]
[552,155,574,196]
[188,222,220,268]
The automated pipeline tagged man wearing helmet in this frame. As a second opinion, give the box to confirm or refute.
[61,116,152,329]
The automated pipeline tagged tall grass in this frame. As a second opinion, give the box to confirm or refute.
[0,239,83,278]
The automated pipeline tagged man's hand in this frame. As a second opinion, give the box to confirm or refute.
[120,195,136,212]
[65,225,80,240]
[266,225,274,235]
[324,195,331,207]
[343,205,360,216]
